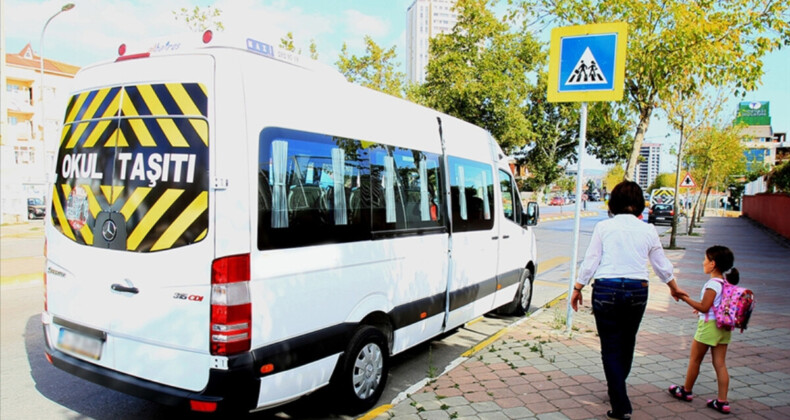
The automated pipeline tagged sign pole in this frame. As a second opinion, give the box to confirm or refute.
[566,102,587,331]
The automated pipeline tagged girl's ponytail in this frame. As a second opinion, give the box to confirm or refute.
[725,267,740,285]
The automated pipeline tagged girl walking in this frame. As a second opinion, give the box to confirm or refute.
[669,245,739,414]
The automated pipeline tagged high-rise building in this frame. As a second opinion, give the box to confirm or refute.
[406,0,459,84]
[637,143,661,191]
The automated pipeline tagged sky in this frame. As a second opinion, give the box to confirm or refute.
[4,0,789,174]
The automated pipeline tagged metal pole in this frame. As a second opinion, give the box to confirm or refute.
[566,102,587,332]
[39,3,75,146]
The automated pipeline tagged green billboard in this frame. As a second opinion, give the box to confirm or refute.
[735,101,771,126]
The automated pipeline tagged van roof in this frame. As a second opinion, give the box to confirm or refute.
[111,30,343,79]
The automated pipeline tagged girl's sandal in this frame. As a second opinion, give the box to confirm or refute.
[668,385,693,402]
[707,399,731,414]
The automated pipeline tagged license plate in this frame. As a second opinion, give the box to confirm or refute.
[57,328,103,360]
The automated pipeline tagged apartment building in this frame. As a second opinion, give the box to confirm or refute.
[636,143,661,191]
[1,43,79,223]
[406,0,459,84]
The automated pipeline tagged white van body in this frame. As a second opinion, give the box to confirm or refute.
[43,32,538,414]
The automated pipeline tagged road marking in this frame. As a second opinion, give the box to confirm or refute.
[358,404,393,420]
[537,256,570,274]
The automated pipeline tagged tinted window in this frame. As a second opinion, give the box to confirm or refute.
[448,157,494,232]
[370,146,442,232]
[499,169,521,224]
[258,128,444,250]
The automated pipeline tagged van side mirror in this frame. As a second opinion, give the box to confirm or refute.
[523,201,539,226]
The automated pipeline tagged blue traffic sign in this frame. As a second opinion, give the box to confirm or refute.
[558,34,617,92]
[547,23,628,102]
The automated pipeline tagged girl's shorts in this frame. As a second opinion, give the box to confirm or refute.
[694,319,731,346]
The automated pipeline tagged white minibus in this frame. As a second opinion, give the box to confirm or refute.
[43,31,539,414]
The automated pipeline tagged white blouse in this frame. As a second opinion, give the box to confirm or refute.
[576,214,675,286]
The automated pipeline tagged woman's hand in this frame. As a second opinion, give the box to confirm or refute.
[571,288,583,312]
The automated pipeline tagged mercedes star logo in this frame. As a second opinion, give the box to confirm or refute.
[102,219,118,242]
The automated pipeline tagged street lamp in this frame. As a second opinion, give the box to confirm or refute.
[39,3,75,144]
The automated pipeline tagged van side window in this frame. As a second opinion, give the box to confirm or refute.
[498,169,520,224]
[370,146,443,232]
[258,128,444,250]
[258,128,370,250]
[448,157,495,232]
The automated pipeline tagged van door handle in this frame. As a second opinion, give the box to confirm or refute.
[503,235,510,239]
[111,284,139,294]
[491,236,498,240]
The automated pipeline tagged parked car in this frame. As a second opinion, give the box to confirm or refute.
[648,203,674,225]
[27,197,45,220]
[549,196,565,206]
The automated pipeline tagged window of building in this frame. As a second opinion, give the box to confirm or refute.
[14,146,34,164]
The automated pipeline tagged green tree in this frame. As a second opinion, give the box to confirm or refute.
[279,33,319,60]
[515,0,790,181]
[685,125,745,233]
[335,37,405,98]
[604,165,625,192]
[279,32,299,53]
[586,101,632,165]
[768,161,790,193]
[172,5,224,32]
[556,175,575,196]
[521,72,579,201]
[586,179,597,196]
[663,87,731,247]
[647,173,677,192]
[413,0,543,153]
[309,39,319,60]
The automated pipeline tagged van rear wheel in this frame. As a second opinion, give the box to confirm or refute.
[333,325,389,414]
[497,268,533,316]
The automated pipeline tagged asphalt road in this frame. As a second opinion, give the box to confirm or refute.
[1,207,669,419]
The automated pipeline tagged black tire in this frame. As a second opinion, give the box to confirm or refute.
[497,268,533,316]
[332,325,389,414]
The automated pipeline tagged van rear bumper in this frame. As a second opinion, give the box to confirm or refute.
[43,326,258,412]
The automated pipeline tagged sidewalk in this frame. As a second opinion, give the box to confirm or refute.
[371,216,790,420]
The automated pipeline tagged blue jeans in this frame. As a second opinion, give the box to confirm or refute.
[592,278,649,415]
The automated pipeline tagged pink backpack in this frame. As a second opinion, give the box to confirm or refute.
[707,278,755,332]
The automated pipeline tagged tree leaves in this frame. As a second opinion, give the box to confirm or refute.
[335,37,405,98]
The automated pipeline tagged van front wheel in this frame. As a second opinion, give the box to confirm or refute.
[497,268,533,316]
[333,325,389,414]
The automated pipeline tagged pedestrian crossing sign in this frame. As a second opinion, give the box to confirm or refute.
[681,172,696,188]
[548,22,628,102]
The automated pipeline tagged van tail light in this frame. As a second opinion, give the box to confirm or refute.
[210,254,251,356]
[670,210,675,216]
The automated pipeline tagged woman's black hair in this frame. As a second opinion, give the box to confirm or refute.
[706,245,740,285]
[608,181,645,217]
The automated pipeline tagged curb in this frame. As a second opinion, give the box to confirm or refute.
[359,288,569,420]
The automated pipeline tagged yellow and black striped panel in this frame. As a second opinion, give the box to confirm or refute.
[51,83,209,252]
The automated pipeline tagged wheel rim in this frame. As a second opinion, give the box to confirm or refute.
[520,276,532,309]
[352,342,383,399]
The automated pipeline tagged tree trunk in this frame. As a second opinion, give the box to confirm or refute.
[625,105,653,182]
[687,171,710,235]
[701,188,712,218]
[669,118,685,249]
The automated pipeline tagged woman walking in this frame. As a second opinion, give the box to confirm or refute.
[570,181,687,420]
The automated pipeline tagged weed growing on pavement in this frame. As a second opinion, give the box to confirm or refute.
[450,412,458,419]
[427,346,438,378]
[551,308,567,329]
[441,404,450,410]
